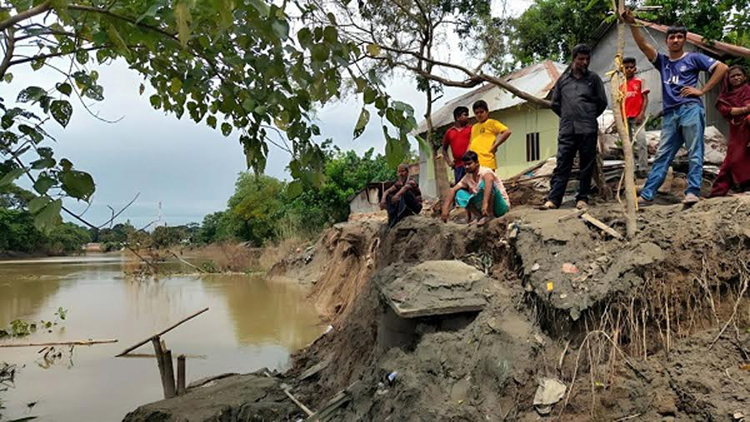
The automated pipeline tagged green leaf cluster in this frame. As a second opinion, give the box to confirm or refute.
[1,0,423,228]
[0,207,91,255]
[200,147,397,246]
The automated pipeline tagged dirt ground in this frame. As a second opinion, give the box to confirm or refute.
[126,195,750,422]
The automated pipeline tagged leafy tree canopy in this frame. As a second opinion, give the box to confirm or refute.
[509,0,610,65]
[199,146,398,246]
[510,0,749,66]
[0,0,420,232]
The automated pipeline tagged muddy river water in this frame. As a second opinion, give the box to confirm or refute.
[0,254,323,421]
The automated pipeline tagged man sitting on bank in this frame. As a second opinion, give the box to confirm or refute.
[380,163,423,228]
[441,151,511,225]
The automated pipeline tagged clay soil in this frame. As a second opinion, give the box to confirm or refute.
[126,195,750,422]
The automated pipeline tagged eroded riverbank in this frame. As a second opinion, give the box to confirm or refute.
[127,197,750,421]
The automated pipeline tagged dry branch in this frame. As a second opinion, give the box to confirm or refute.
[171,252,207,273]
[581,213,624,240]
[0,339,117,348]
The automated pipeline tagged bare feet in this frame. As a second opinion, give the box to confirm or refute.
[575,200,588,210]
[682,193,700,204]
[637,196,653,208]
[539,201,558,210]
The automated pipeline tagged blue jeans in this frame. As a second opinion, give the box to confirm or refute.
[640,104,705,200]
[453,166,466,185]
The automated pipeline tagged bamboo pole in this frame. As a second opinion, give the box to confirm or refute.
[163,349,177,399]
[115,307,209,357]
[116,353,206,359]
[177,355,186,395]
[282,387,314,417]
[151,337,176,399]
[0,339,117,348]
[611,0,638,238]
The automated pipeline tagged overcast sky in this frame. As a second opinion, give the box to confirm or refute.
[1,1,531,228]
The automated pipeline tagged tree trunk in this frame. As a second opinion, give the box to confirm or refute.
[612,0,637,238]
[421,34,449,201]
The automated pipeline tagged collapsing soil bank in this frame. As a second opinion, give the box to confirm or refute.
[125,196,750,421]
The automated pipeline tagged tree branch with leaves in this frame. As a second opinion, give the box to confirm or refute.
[0,0,419,230]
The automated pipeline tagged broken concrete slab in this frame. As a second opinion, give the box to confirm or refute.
[374,261,489,318]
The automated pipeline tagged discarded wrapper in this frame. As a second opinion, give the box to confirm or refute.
[533,378,567,415]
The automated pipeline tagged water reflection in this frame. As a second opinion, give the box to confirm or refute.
[0,255,321,422]
[203,274,323,350]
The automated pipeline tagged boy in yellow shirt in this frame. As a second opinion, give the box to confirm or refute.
[469,100,512,170]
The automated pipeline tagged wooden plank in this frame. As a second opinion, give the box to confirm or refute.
[504,160,548,182]
[0,339,117,348]
[300,358,332,381]
[558,209,586,222]
[306,382,358,421]
[281,384,314,417]
[115,307,208,357]
[581,213,624,240]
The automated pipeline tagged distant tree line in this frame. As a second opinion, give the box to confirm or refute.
[1,147,399,254]
[198,146,398,246]
[0,207,90,256]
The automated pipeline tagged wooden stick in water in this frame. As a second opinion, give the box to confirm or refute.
[115,307,209,357]
[177,355,186,395]
[151,337,176,399]
[117,353,206,359]
[0,339,117,348]
[163,349,177,399]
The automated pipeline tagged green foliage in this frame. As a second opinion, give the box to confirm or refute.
[509,0,610,65]
[44,222,92,255]
[0,207,45,253]
[0,308,68,339]
[200,148,396,245]
[224,174,285,245]
[639,0,749,45]
[151,225,187,248]
[0,0,422,230]
[510,0,748,67]
[0,206,89,255]
[199,211,232,244]
[90,222,136,251]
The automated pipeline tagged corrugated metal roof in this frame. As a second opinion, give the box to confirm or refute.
[416,60,567,133]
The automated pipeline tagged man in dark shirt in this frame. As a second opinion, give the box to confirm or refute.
[543,44,608,210]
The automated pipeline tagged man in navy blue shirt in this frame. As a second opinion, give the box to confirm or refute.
[623,10,727,205]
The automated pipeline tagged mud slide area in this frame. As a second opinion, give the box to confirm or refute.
[126,196,750,422]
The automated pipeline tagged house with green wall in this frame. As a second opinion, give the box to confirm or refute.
[417,60,567,198]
